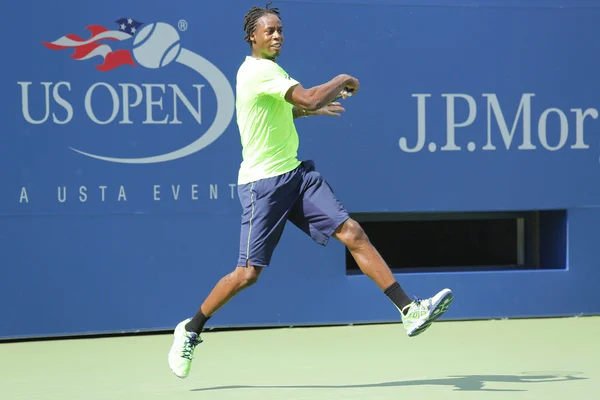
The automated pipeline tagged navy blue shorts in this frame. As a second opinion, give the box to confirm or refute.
[237,160,350,267]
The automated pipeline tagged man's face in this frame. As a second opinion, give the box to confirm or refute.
[251,13,283,60]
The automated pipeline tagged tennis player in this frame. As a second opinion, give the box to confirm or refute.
[168,3,453,378]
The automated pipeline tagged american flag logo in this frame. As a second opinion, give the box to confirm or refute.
[42,18,143,72]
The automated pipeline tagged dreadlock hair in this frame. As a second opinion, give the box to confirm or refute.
[243,2,281,46]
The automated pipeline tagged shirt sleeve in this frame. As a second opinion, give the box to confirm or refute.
[255,62,300,100]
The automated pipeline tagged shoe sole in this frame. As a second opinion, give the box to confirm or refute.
[408,289,454,337]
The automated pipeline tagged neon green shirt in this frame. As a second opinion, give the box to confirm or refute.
[235,56,302,185]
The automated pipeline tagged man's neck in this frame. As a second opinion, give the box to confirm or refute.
[251,50,276,62]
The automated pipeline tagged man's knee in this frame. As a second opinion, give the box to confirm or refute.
[234,263,262,288]
[335,218,369,249]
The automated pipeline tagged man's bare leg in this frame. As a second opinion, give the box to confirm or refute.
[185,264,263,333]
[333,218,453,337]
[334,219,396,290]
[167,263,264,378]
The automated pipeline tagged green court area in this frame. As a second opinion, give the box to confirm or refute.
[1,316,597,399]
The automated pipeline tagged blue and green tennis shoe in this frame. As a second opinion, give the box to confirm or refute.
[168,318,202,378]
[400,288,454,337]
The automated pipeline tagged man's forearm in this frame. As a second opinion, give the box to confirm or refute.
[292,75,351,117]
[305,74,352,110]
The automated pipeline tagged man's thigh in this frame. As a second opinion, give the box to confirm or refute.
[237,167,303,267]
[287,160,350,246]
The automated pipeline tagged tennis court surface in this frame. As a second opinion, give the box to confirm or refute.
[1,316,596,399]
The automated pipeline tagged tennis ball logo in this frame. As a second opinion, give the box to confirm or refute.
[132,22,181,69]
[69,20,235,164]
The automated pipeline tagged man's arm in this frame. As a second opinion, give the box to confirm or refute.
[292,102,346,119]
[285,74,359,111]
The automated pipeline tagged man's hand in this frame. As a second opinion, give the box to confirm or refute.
[312,101,345,117]
[342,75,360,98]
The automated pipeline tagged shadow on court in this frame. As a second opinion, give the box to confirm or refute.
[192,372,587,392]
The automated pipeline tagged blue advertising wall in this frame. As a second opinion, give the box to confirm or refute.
[1,0,600,339]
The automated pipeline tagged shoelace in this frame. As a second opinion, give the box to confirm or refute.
[181,334,202,360]
[402,296,422,317]
[411,296,429,315]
